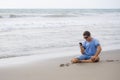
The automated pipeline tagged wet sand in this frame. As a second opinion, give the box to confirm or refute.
[0,49,120,80]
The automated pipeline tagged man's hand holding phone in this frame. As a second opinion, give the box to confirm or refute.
[79,42,82,46]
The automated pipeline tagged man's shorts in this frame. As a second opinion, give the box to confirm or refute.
[76,54,91,60]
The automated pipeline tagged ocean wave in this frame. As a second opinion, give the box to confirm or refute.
[0,14,38,18]
[9,14,40,18]
[9,14,25,18]
[0,14,78,19]
[0,13,119,19]
[42,14,78,17]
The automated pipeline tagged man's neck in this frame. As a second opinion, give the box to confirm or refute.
[87,37,93,42]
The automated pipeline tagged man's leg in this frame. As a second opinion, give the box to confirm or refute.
[80,56,100,63]
[71,58,92,63]
[71,54,90,63]
[71,56,100,63]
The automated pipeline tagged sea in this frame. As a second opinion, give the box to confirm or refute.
[0,9,120,59]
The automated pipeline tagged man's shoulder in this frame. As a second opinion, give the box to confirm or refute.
[93,38,99,42]
[93,38,100,46]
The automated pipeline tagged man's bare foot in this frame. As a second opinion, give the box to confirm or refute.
[71,58,81,63]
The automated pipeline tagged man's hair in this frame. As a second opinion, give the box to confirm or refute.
[83,31,91,36]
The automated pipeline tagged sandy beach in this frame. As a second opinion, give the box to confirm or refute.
[0,49,120,80]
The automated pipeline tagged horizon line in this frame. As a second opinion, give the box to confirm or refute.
[0,8,120,9]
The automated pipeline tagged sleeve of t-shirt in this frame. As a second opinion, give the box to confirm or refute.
[95,39,100,47]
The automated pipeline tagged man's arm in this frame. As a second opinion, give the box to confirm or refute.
[94,45,102,57]
[80,45,85,54]
[91,45,102,61]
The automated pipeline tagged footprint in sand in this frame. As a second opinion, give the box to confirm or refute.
[60,64,65,67]
[59,63,70,67]
[106,60,120,62]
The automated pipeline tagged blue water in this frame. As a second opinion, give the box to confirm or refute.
[0,9,120,58]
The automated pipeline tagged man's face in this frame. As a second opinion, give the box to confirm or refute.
[83,35,89,41]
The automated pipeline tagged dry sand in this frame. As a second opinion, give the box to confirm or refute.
[0,49,120,80]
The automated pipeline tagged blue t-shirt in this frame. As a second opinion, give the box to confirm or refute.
[82,38,100,56]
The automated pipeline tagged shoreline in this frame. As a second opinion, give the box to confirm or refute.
[0,48,120,66]
[0,45,120,59]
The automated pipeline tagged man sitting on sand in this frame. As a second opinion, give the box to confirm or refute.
[71,31,102,63]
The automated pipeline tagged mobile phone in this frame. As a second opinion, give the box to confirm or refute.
[79,42,82,46]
